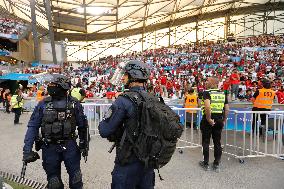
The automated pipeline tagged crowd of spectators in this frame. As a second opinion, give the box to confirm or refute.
[0,18,27,37]
[2,34,284,104]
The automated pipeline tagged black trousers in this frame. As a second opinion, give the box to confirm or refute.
[200,118,224,165]
[5,99,10,113]
[13,108,22,124]
[251,107,270,135]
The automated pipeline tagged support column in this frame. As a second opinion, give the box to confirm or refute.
[195,21,199,43]
[224,15,230,40]
[235,21,237,37]
[154,30,156,49]
[263,12,267,34]
[44,0,57,64]
[202,26,204,42]
[142,33,144,52]
[174,27,177,45]
[30,0,40,61]
[243,17,246,37]
[168,27,171,47]
[83,0,88,62]
[253,20,255,36]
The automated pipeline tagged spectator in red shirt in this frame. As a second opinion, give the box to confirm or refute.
[223,78,231,95]
[276,86,284,104]
[230,69,240,101]
[159,74,168,97]
[245,79,252,88]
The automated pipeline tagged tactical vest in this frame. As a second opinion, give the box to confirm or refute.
[202,89,225,115]
[11,95,23,109]
[184,93,198,113]
[71,88,82,101]
[41,97,77,143]
[253,88,275,109]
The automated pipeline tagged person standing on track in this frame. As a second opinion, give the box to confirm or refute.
[199,77,229,173]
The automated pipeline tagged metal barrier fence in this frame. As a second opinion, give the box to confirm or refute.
[23,98,38,112]
[82,103,284,162]
[224,110,284,162]
[172,108,202,150]
[83,103,111,136]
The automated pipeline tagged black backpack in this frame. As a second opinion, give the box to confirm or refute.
[122,91,183,169]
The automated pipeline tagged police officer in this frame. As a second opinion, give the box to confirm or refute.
[199,77,229,172]
[22,74,89,189]
[251,79,275,135]
[99,60,155,189]
[184,88,198,129]
[10,89,24,125]
[71,83,86,102]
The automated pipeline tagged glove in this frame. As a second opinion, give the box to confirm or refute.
[107,134,117,142]
[79,141,88,158]
[23,151,40,163]
[35,138,44,151]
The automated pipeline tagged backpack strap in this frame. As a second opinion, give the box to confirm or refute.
[118,91,144,158]
[121,91,144,105]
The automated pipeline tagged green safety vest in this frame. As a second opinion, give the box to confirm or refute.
[71,88,82,101]
[11,95,24,109]
[202,89,225,114]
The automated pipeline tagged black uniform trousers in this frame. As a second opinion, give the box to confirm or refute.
[12,107,22,124]
[200,117,224,165]
[251,107,270,135]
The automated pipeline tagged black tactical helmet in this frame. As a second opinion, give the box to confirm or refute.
[50,74,71,90]
[262,79,271,89]
[124,60,149,81]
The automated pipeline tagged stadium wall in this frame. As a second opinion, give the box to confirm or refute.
[11,33,35,62]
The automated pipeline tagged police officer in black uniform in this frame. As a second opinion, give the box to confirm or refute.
[22,74,89,189]
[199,77,229,172]
[99,60,155,189]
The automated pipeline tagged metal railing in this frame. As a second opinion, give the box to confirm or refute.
[82,104,284,162]
[83,103,111,136]
[172,108,202,150]
[224,110,284,162]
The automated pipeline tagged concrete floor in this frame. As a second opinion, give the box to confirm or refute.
[0,111,284,189]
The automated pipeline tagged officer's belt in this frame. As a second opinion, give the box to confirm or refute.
[211,114,224,120]
[44,135,77,144]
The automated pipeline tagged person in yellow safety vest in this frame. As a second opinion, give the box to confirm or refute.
[10,89,24,125]
[71,83,86,102]
[184,88,198,129]
[251,79,275,135]
[36,86,45,102]
[199,77,229,173]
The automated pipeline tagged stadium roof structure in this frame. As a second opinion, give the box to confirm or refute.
[0,0,283,41]
[0,0,284,61]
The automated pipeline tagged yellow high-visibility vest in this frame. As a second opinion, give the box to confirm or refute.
[71,88,83,101]
[202,89,225,114]
[11,95,23,109]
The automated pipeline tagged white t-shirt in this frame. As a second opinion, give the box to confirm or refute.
[239,84,247,93]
